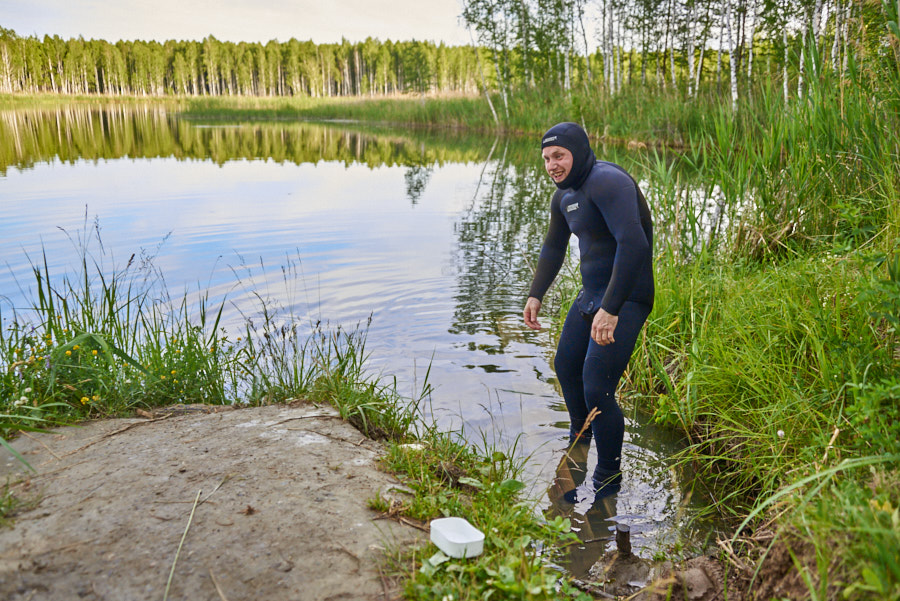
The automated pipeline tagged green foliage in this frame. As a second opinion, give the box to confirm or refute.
[0,480,39,527]
[0,31,480,97]
[377,435,586,601]
[0,242,231,433]
[0,229,426,444]
[622,254,898,515]
[0,234,592,598]
[756,464,900,601]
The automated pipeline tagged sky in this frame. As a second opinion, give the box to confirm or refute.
[2,0,472,45]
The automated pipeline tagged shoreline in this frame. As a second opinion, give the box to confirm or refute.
[2,92,898,599]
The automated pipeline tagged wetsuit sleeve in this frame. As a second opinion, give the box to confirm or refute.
[527,192,570,302]
[591,176,651,315]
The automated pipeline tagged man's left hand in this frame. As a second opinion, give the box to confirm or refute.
[591,309,618,346]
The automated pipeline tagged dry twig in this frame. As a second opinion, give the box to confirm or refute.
[20,431,62,461]
[163,489,202,601]
[268,414,342,427]
[558,407,600,466]
[209,569,231,601]
[822,427,841,463]
[62,414,174,457]
[377,564,390,600]
[717,537,751,572]
[569,578,616,599]
[624,578,679,601]
[0,537,98,560]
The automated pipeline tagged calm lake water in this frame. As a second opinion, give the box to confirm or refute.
[0,105,714,568]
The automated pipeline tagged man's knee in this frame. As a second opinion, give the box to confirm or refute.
[554,353,581,383]
[584,385,617,410]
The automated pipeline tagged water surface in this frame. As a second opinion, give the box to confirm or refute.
[1,106,715,562]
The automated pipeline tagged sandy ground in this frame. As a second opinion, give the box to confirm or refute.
[0,403,423,601]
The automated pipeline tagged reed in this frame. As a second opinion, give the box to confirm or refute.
[183,94,498,132]
[0,227,424,443]
[540,38,900,597]
[0,232,588,599]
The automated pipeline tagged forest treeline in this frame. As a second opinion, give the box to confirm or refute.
[1,0,897,106]
[0,28,482,97]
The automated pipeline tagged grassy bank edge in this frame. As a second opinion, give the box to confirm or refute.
[0,239,592,601]
[4,80,899,597]
[0,89,698,145]
[544,237,900,599]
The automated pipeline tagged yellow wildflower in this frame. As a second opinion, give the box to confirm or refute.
[170,369,176,375]
[80,396,89,405]
[92,395,100,401]
[870,499,896,513]
[92,350,98,356]
[161,375,166,380]
[66,350,72,356]
[73,345,80,350]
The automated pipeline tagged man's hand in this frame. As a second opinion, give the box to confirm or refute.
[523,297,543,330]
[591,308,618,345]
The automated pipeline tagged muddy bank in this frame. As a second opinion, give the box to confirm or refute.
[0,403,422,601]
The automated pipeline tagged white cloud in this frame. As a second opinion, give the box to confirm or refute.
[2,0,470,45]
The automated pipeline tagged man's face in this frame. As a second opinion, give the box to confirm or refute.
[542,146,573,184]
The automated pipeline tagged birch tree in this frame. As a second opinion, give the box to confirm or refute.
[726,0,739,110]
[462,0,513,118]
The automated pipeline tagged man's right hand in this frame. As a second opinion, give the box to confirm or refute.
[523,296,543,330]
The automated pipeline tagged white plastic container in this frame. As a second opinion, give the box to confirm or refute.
[429,517,485,558]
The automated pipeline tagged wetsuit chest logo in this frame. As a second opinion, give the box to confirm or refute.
[566,202,579,213]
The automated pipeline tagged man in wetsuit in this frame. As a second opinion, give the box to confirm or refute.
[523,122,654,498]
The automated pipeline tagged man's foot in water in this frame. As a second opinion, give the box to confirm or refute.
[592,464,622,500]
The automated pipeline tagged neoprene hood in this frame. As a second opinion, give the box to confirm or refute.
[541,122,597,190]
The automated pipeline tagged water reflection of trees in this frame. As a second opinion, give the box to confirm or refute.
[0,105,488,174]
[403,165,433,205]
[449,139,556,354]
[448,143,714,355]
[3,104,722,343]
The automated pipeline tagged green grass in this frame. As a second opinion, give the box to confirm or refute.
[630,254,898,503]
[537,42,900,599]
[0,232,419,435]
[185,93,497,131]
[0,480,39,526]
[373,433,588,600]
[0,92,185,110]
[3,33,899,597]
[0,231,588,600]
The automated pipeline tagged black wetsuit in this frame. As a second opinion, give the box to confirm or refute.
[530,123,654,490]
